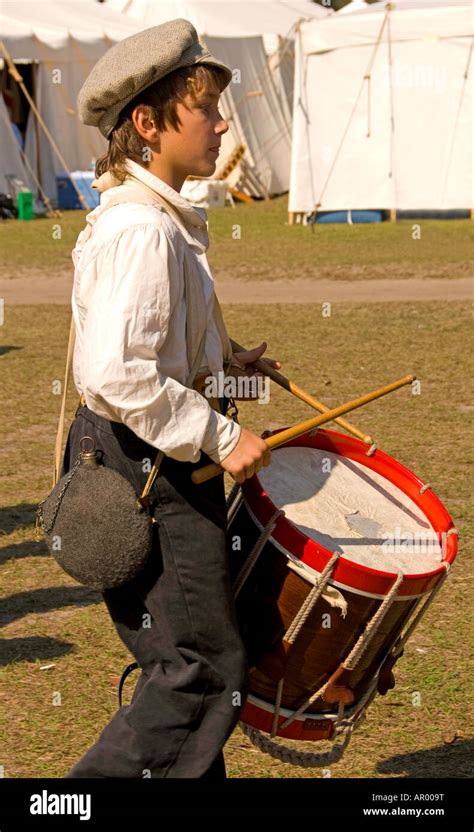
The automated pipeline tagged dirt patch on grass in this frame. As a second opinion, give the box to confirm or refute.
[216,276,473,303]
[0,270,472,305]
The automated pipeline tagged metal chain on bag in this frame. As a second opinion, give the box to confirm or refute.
[35,456,82,539]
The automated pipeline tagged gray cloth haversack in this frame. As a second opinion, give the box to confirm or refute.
[77,18,232,138]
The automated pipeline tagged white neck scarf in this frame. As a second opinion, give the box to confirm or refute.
[91,166,233,374]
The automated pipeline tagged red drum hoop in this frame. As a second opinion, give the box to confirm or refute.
[241,428,456,598]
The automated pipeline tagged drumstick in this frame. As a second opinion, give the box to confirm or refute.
[192,374,415,484]
[229,337,373,445]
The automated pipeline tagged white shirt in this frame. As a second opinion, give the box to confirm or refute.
[71,159,241,464]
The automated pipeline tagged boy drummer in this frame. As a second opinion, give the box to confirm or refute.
[62,18,281,778]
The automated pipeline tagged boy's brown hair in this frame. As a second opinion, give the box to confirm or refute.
[95,64,227,182]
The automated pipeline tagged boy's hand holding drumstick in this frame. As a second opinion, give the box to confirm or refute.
[221,341,281,483]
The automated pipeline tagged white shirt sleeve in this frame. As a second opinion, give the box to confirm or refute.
[79,221,241,464]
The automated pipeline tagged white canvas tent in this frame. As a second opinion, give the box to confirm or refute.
[107,0,330,42]
[289,0,473,217]
[337,0,371,13]
[0,88,33,195]
[338,0,468,13]
[106,0,333,197]
[0,0,141,206]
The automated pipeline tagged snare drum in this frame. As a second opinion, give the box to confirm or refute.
[226,428,457,745]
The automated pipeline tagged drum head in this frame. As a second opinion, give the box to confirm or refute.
[257,445,443,576]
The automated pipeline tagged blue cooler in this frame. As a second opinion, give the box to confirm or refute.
[315,210,384,224]
[57,171,100,210]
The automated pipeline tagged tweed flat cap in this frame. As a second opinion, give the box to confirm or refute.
[77,18,232,139]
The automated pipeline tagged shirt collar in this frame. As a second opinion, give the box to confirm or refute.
[123,159,209,249]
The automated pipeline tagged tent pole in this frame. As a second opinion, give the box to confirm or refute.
[31,61,42,195]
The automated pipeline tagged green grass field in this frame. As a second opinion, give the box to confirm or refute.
[1,291,472,778]
[1,199,472,280]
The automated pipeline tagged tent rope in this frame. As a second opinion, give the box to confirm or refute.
[439,36,473,207]
[296,24,317,210]
[313,10,389,211]
[200,19,301,193]
[386,4,398,214]
[207,17,300,122]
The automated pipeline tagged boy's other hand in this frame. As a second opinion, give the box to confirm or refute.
[231,341,281,373]
[220,427,271,484]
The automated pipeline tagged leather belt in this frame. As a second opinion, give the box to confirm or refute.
[79,388,223,413]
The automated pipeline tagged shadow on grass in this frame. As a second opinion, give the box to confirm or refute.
[0,636,74,666]
[0,539,49,564]
[0,503,38,535]
[377,739,474,778]
[0,346,22,357]
[0,585,101,627]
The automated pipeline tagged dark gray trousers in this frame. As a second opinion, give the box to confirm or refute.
[61,404,249,778]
